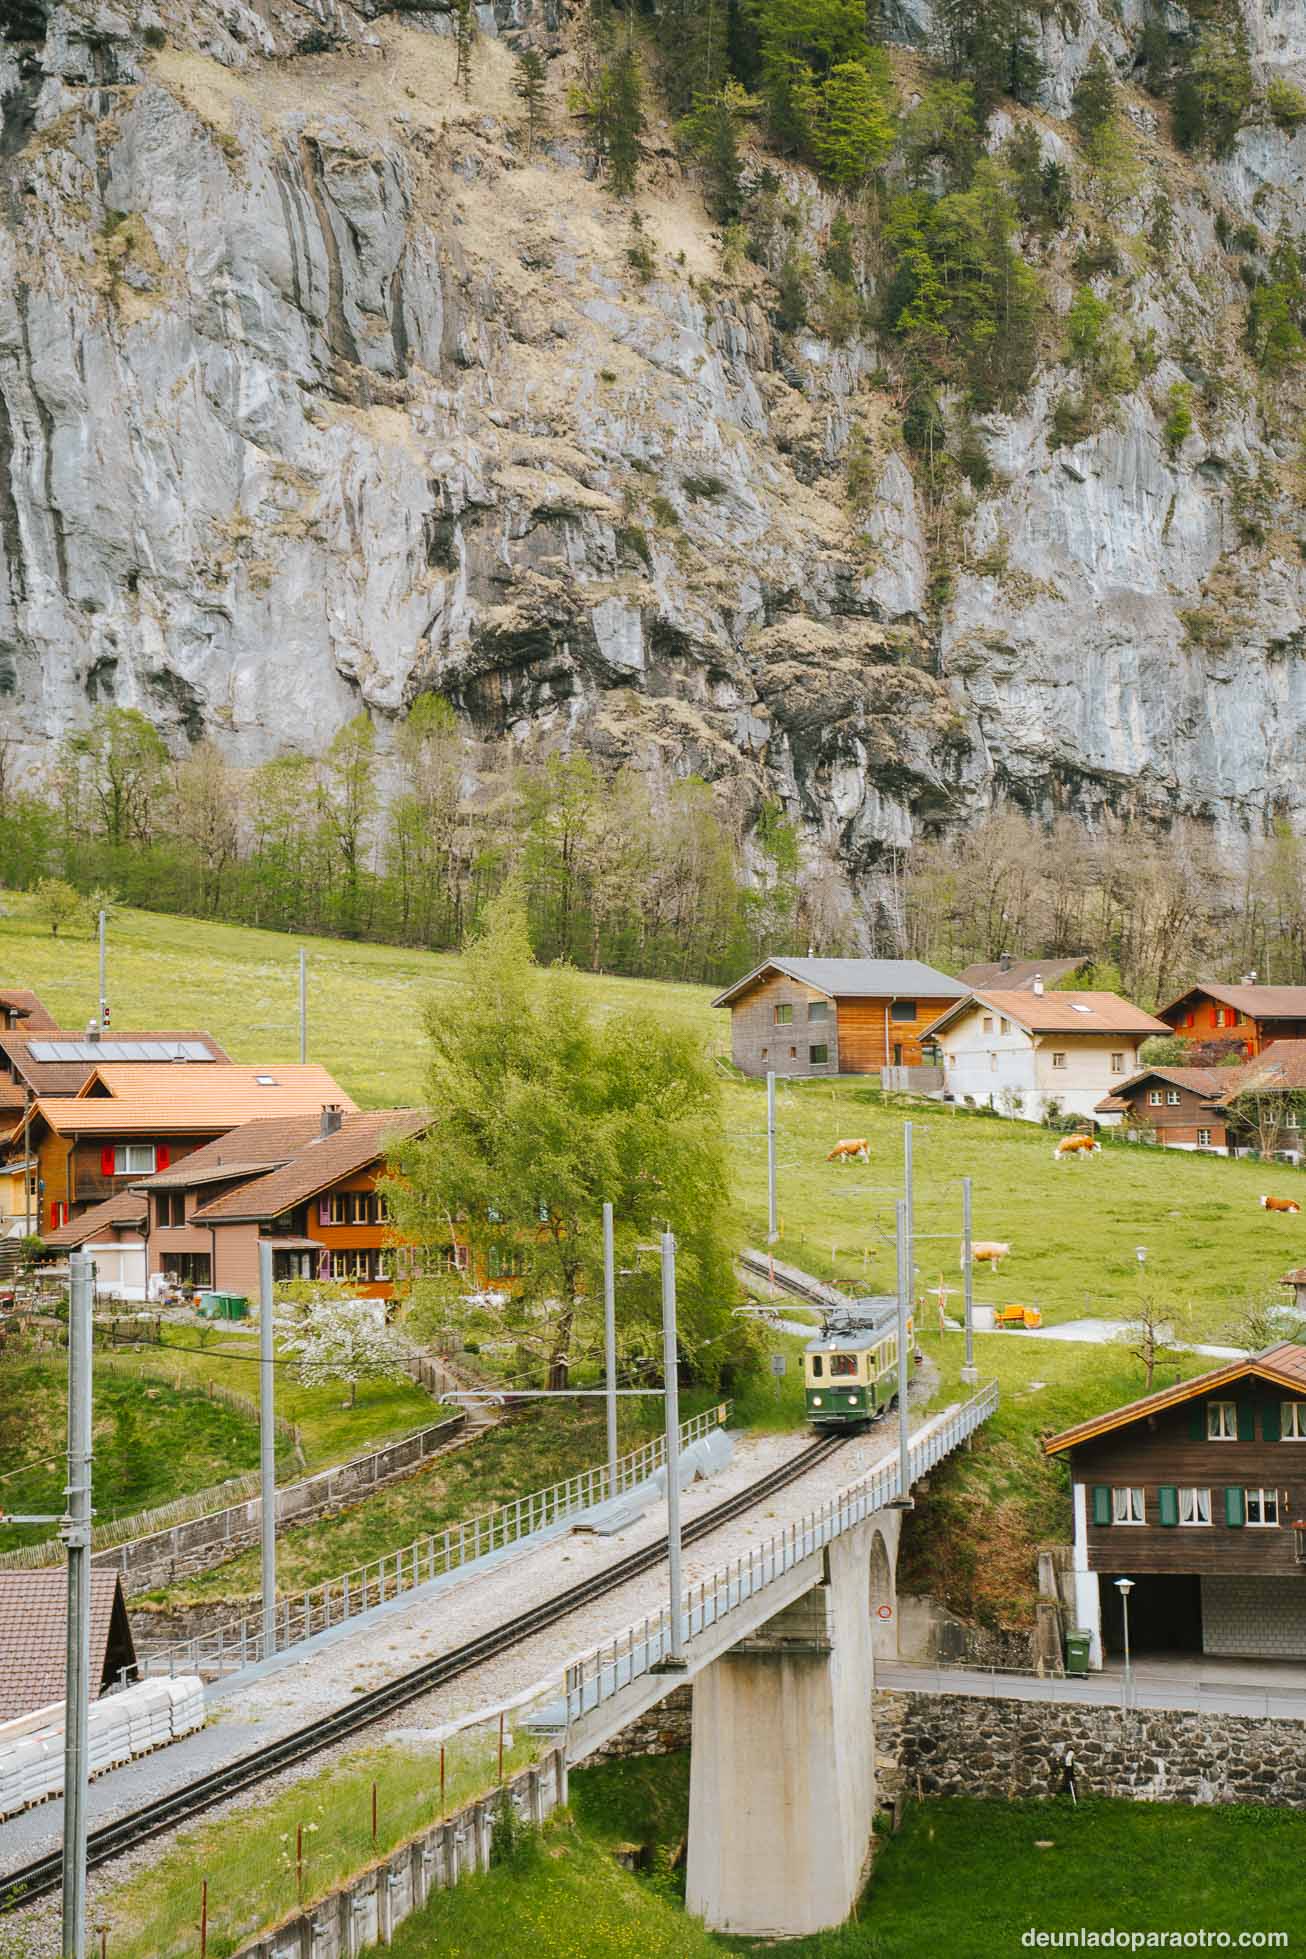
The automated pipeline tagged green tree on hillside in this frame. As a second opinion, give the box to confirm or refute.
[60,706,169,850]
[800,53,895,186]
[678,81,757,220]
[453,0,477,98]
[513,47,550,158]
[386,891,747,1391]
[586,41,645,198]
[933,0,1042,123]
[316,713,379,938]
[1173,25,1253,156]
[747,0,870,153]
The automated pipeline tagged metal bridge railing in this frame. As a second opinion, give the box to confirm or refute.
[132,1402,731,1683]
[560,1380,999,1729]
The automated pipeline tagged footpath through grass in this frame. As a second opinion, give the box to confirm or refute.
[378,1756,1306,1957]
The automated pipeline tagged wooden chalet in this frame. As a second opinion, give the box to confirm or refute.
[0,1570,137,1719]
[712,957,962,1078]
[1158,983,1306,1060]
[1045,1344,1306,1668]
[135,1106,431,1300]
[1094,1065,1228,1151]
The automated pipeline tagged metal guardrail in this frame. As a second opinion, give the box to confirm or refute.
[134,1402,731,1681]
[560,1380,999,1728]
[881,1659,1306,1720]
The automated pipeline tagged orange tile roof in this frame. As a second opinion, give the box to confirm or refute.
[0,990,56,1030]
[43,1190,148,1247]
[1206,1041,1306,1104]
[926,990,1170,1039]
[1093,1065,1225,1113]
[190,1110,427,1221]
[1043,1343,1306,1455]
[1161,984,1306,1020]
[34,1065,357,1135]
[0,1028,230,1100]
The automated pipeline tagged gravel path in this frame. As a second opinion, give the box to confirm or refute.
[1,1391,942,1954]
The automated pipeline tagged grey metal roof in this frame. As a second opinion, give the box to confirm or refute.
[27,1039,216,1063]
[712,957,961,1007]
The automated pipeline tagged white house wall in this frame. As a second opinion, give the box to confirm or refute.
[938,1008,1141,1123]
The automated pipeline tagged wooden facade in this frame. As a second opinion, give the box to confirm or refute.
[1160,988,1306,1059]
[1107,1077,1229,1151]
[718,963,962,1078]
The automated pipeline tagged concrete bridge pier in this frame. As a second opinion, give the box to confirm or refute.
[685,1513,899,1937]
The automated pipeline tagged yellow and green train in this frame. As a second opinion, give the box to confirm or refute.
[804,1305,915,1429]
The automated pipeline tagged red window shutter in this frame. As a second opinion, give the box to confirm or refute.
[157,1146,170,1172]
[101,1147,115,1178]
[319,1198,330,1227]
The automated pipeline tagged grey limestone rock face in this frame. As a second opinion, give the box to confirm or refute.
[0,0,1304,927]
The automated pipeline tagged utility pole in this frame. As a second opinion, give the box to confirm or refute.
[62,1251,94,1959]
[961,1175,977,1384]
[258,1242,277,1660]
[298,948,307,1065]
[766,1071,778,1246]
[23,1084,32,1239]
[602,1202,618,1494]
[96,911,108,1031]
[889,1201,913,1510]
[652,1231,686,1669]
[903,1119,914,1307]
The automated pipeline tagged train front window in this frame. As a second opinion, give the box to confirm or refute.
[830,1354,858,1378]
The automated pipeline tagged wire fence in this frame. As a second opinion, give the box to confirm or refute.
[132,1401,731,1682]
[558,1380,998,1733]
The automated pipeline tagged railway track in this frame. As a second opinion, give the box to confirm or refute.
[0,1428,847,1910]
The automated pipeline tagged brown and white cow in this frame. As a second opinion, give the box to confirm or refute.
[1261,1194,1302,1214]
[1054,1133,1101,1161]
[827,1138,870,1163]
[966,1240,1011,1271]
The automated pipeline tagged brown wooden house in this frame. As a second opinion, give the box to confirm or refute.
[712,957,962,1078]
[1045,1344,1306,1668]
[1158,984,1306,1060]
[136,1106,431,1300]
[1094,1065,1228,1151]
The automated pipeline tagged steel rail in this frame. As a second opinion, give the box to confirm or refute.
[0,1431,846,1911]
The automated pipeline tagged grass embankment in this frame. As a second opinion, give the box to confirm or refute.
[387,1758,1306,1957]
[97,1729,540,1959]
[904,1327,1213,1627]
[0,1356,268,1548]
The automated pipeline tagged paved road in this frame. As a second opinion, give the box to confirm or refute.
[878,1660,1306,1719]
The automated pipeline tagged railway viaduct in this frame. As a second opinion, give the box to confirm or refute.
[558,1386,994,1938]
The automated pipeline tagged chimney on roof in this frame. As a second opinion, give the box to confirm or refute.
[1032,972,1045,996]
[1241,970,1258,986]
[320,1104,344,1138]
[86,1020,99,1043]
[999,951,1012,972]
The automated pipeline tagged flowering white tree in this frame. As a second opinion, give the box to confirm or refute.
[277,1294,414,1407]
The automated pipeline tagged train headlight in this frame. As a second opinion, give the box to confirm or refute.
[812,1395,823,1407]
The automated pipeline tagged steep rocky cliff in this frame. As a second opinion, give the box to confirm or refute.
[1,0,1304,920]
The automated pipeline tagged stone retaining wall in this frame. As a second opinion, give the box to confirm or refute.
[94,1413,465,1595]
[874,1690,1306,1810]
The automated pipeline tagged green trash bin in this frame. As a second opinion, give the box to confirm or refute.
[1064,1629,1091,1677]
[213,1293,248,1321]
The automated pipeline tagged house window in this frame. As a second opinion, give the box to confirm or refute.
[487,1245,528,1279]
[1112,1487,1145,1525]
[1148,1090,1163,1106]
[989,1053,998,1072]
[1215,1007,1228,1028]
[1207,1401,1237,1441]
[789,1045,797,1058]
[1246,1488,1280,1527]
[891,1000,916,1022]
[1282,1403,1306,1440]
[328,1192,350,1225]
[50,1200,68,1230]
[432,1243,471,1274]
[999,1017,1010,1034]
[1197,1129,1213,1148]
[162,1251,212,1288]
[1110,1053,1125,1073]
[982,1016,994,1035]
[1166,1090,1181,1105]
[809,1044,829,1065]
[1287,1111,1301,1131]
[1051,1052,1067,1070]
[157,1192,185,1228]
[761,1047,768,1059]
[350,1192,372,1224]
[113,1144,156,1175]
[1179,1487,1211,1526]
[774,1004,793,1025]
[808,1001,829,1022]
[1185,1013,1195,1029]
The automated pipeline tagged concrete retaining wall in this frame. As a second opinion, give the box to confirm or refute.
[92,1414,465,1595]
[875,1690,1306,1809]
[233,1750,567,1959]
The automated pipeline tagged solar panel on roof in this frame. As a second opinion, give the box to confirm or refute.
[24,1039,214,1063]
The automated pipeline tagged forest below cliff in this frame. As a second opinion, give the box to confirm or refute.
[2,0,1304,970]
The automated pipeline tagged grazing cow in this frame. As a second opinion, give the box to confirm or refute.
[966,1240,1011,1272]
[1054,1134,1101,1161]
[1261,1194,1302,1214]
[827,1138,870,1163]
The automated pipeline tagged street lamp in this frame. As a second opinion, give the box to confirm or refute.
[1134,1247,1147,1270]
[1115,1576,1135,1707]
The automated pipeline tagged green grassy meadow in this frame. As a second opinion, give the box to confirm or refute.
[380,1759,1306,1958]
[8,893,1300,1339]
